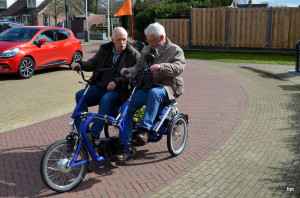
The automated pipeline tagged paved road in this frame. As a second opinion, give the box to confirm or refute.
[1,41,300,197]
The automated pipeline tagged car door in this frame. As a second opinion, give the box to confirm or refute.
[53,29,74,64]
[32,29,58,68]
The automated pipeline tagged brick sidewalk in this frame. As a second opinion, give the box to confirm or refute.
[0,61,248,197]
[151,60,300,198]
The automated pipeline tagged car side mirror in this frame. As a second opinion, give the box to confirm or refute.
[38,39,48,45]
[145,53,155,64]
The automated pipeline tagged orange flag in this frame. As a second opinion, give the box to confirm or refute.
[114,0,132,16]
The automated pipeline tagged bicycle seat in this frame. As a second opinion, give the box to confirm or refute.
[160,99,176,106]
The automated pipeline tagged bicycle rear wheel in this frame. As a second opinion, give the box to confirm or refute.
[40,139,88,192]
[167,114,188,157]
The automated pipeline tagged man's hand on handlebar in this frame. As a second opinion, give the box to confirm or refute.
[120,68,127,76]
[71,62,80,71]
[150,64,160,73]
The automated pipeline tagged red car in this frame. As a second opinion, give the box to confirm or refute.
[0,26,82,79]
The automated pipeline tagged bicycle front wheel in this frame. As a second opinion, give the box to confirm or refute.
[40,139,88,192]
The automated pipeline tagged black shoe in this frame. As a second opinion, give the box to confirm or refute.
[115,153,130,164]
[136,127,149,146]
[115,144,130,164]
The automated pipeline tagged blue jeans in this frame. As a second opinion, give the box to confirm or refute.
[123,87,170,144]
[76,85,121,139]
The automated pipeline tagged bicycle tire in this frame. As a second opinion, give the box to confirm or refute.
[40,139,88,192]
[167,113,188,157]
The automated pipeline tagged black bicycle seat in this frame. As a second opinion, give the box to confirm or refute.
[160,99,176,106]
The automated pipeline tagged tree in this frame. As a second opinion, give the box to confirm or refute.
[133,0,162,16]
[211,0,230,7]
[134,0,213,33]
[47,0,65,25]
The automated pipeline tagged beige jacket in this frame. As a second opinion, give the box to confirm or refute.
[127,38,185,100]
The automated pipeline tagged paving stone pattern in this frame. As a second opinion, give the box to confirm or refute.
[152,60,300,198]
[0,60,247,197]
[1,42,300,197]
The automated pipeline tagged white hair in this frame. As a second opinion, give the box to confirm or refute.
[144,22,166,38]
[112,27,128,38]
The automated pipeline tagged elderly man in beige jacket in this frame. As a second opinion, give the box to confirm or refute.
[120,22,186,159]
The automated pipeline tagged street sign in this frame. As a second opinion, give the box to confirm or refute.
[112,18,119,24]
[103,18,119,24]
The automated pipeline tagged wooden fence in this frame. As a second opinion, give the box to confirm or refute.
[157,7,300,49]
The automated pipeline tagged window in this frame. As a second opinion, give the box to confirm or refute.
[0,28,39,42]
[22,14,32,26]
[38,30,54,43]
[27,0,35,8]
[0,0,7,9]
[55,29,70,41]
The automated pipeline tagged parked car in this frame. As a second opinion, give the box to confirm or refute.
[0,20,24,33]
[56,22,64,28]
[0,26,82,79]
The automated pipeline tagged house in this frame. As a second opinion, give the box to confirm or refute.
[237,3,268,8]
[0,0,81,26]
[228,0,268,8]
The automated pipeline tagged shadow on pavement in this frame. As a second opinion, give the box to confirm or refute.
[0,66,70,81]
[261,84,300,197]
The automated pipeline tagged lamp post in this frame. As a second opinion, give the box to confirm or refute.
[85,0,89,42]
[107,0,110,40]
[64,0,68,28]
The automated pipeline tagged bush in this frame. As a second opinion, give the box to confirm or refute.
[134,0,212,33]
[135,2,190,32]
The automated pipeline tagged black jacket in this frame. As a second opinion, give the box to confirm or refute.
[79,41,140,102]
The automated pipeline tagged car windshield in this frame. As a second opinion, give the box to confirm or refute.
[0,28,39,42]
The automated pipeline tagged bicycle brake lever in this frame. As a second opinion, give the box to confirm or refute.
[75,66,81,74]
[124,70,131,78]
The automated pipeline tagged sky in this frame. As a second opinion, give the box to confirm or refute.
[253,0,300,7]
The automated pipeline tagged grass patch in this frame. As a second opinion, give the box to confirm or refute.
[184,51,295,65]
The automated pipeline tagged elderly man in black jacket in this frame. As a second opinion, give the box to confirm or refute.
[71,27,140,146]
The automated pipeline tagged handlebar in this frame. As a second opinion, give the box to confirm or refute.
[75,66,89,83]
[74,61,112,85]
[124,63,152,77]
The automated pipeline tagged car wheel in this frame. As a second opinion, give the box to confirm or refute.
[72,51,82,62]
[69,51,82,69]
[17,57,35,79]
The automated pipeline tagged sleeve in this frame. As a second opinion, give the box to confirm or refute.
[114,48,141,89]
[79,46,103,72]
[159,47,185,77]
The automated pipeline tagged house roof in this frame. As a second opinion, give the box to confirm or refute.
[0,0,53,17]
[227,0,235,7]
[237,3,268,8]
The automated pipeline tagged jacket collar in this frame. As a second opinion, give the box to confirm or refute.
[155,37,171,56]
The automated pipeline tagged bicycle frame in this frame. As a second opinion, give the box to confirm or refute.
[67,83,137,167]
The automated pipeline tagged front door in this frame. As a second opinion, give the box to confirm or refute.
[43,14,50,26]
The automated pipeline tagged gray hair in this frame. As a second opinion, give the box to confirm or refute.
[144,22,166,38]
[112,27,128,38]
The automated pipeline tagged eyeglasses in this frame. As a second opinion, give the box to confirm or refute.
[146,36,159,43]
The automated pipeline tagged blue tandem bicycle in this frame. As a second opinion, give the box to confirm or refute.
[40,54,188,192]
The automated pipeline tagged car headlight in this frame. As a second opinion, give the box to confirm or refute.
[0,48,19,58]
